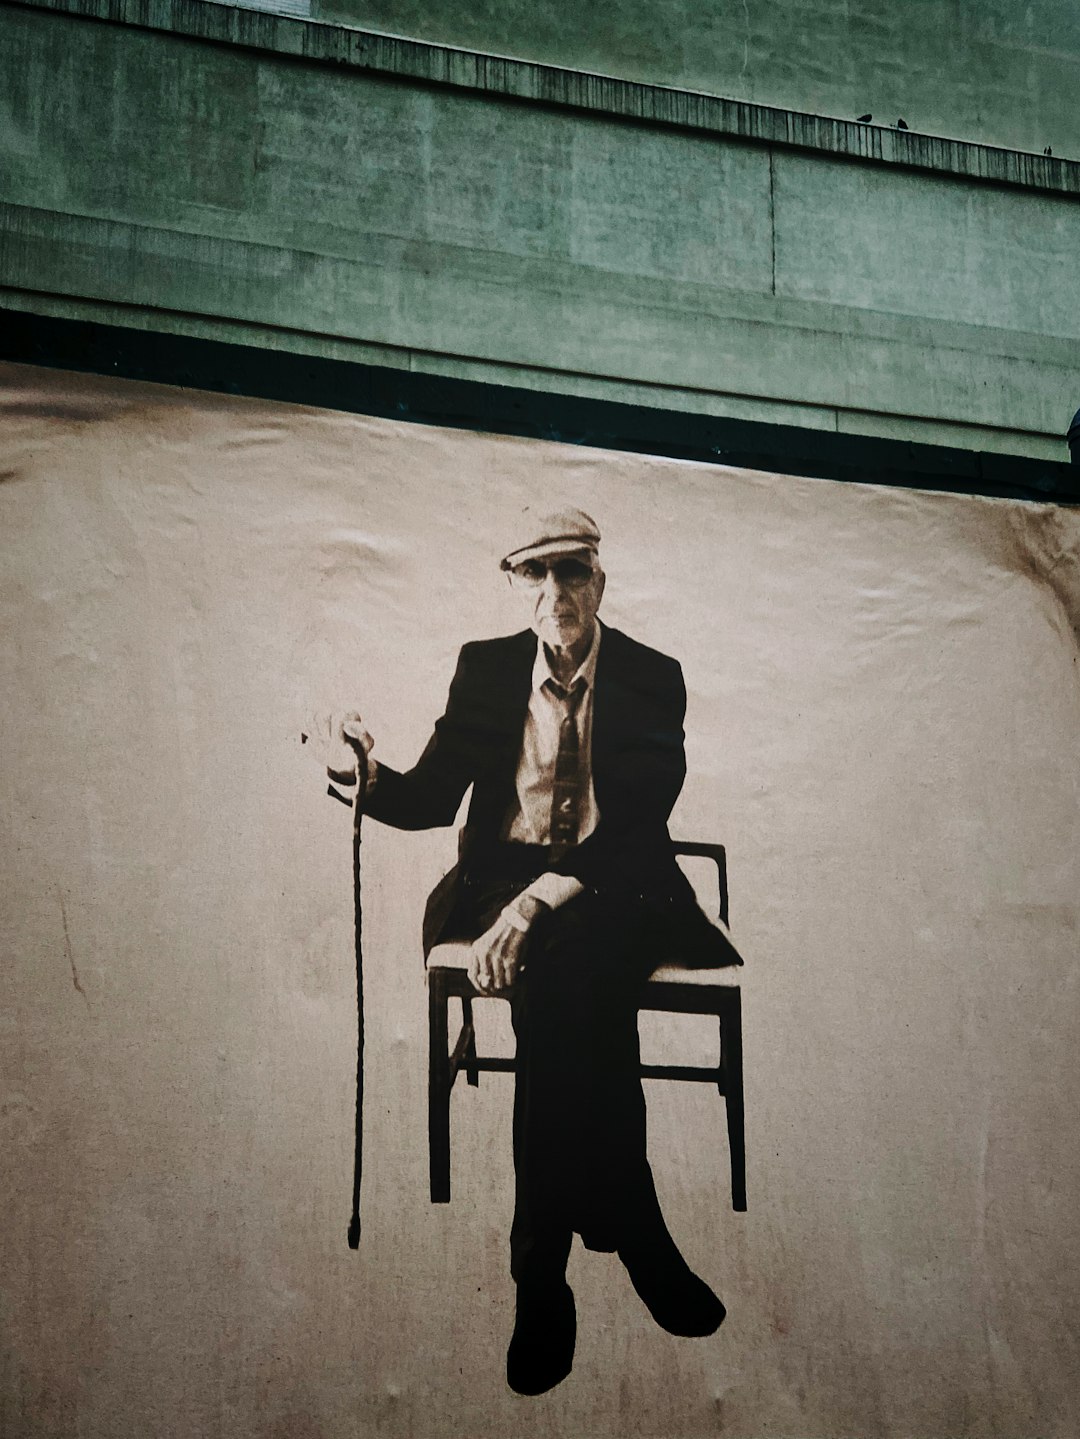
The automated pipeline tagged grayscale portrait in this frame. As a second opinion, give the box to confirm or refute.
[318,505,743,1394]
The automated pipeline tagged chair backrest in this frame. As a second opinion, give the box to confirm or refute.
[672,841,728,927]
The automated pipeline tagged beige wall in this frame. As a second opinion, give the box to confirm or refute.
[3,363,1080,1437]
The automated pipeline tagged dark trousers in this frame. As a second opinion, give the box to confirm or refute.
[450,847,666,1285]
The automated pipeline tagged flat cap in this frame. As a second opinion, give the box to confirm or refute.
[500,505,601,570]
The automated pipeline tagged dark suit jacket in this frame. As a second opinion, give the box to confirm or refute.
[364,622,738,964]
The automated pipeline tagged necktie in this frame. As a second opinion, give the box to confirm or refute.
[546,677,586,862]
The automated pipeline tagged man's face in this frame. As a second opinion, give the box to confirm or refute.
[509,552,606,651]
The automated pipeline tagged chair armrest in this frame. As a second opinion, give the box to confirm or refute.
[672,841,728,926]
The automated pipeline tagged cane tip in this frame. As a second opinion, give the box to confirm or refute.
[347,1216,362,1249]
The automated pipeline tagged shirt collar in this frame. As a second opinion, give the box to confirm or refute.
[532,619,602,696]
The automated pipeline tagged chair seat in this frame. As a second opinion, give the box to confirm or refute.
[427,937,743,987]
[423,841,746,1212]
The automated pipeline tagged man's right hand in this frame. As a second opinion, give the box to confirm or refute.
[325,711,375,785]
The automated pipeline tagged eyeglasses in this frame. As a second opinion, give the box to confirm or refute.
[508,557,597,590]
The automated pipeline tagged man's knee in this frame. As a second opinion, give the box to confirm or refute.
[532,894,652,983]
[514,915,646,1039]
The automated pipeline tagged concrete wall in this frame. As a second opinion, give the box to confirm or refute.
[313,0,1080,161]
[3,0,1078,461]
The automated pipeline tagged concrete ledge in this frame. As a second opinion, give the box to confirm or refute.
[8,0,1080,197]
[3,200,1074,439]
[3,306,1075,503]
[4,286,1072,463]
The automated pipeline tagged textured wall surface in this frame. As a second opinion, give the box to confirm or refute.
[3,2,1078,460]
[3,363,1080,1439]
[313,0,1080,161]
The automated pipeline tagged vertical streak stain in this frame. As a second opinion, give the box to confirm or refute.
[768,148,776,296]
[739,0,751,78]
[58,889,88,1004]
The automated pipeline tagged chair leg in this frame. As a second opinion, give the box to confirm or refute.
[720,993,747,1212]
[428,969,452,1204]
[461,994,479,1087]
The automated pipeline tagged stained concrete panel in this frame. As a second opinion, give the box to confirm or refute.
[773,153,1080,342]
[253,69,437,249]
[565,122,772,290]
[974,0,1080,53]
[259,53,775,291]
[0,10,259,221]
[6,195,1076,439]
[0,12,773,295]
[313,0,1080,159]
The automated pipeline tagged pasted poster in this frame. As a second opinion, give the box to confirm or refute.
[2,362,1079,1438]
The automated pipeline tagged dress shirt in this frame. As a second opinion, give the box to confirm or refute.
[506,622,601,913]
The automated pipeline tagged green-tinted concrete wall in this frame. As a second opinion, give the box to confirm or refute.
[315,0,1080,160]
[2,1,1078,458]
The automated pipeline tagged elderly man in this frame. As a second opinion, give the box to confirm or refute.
[327,507,734,1395]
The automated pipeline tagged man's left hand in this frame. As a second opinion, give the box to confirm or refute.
[468,915,528,993]
[468,894,547,993]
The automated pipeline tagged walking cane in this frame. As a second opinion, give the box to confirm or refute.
[334,729,369,1249]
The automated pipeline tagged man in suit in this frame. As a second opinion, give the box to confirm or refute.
[327,507,736,1395]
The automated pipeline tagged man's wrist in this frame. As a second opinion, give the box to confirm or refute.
[523,871,585,912]
[502,893,548,931]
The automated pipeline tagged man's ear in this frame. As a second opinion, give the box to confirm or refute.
[595,569,607,606]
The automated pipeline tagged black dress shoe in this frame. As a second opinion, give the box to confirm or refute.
[506,1280,576,1396]
[617,1237,726,1337]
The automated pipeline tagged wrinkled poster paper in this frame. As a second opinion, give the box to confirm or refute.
[2,364,1079,1438]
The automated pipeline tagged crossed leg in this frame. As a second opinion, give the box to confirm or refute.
[504,891,724,1393]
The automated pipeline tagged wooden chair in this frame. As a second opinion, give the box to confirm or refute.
[425,841,746,1212]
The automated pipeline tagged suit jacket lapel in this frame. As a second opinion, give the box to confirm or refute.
[496,629,536,739]
[591,620,621,809]
[476,629,535,823]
